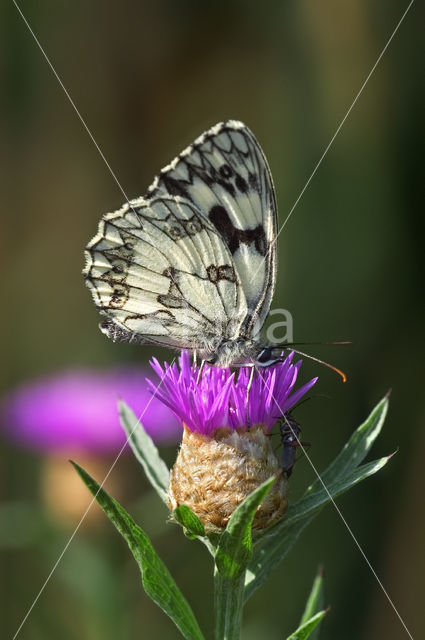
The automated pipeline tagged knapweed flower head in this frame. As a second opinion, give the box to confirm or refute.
[149,350,317,434]
[149,351,317,533]
[1,367,180,454]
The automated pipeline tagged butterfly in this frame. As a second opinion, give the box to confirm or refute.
[84,120,284,370]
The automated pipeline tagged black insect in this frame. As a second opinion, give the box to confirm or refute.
[279,412,309,478]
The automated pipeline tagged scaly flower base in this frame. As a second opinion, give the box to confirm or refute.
[168,423,288,533]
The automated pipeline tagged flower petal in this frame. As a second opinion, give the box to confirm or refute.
[148,351,317,434]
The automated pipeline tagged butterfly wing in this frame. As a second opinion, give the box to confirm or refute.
[148,120,278,336]
[84,196,248,352]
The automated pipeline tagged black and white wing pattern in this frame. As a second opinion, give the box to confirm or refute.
[148,120,278,335]
[84,120,278,364]
[84,195,248,352]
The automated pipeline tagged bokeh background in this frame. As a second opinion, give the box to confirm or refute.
[1,1,424,638]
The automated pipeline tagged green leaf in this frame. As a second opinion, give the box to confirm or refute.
[299,568,325,640]
[173,505,206,539]
[244,397,391,602]
[119,400,170,504]
[72,461,204,640]
[172,506,217,556]
[286,610,328,640]
[300,567,324,625]
[305,394,389,495]
[215,475,276,579]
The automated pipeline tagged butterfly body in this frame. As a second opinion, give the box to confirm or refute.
[84,120,280,369]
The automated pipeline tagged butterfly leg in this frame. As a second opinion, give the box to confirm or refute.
[196,359,206,385]
[245,365,255,425]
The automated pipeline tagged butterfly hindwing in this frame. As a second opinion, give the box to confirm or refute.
[148,120,278,335]
[84,195,248,351]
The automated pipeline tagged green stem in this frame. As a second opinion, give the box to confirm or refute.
[214,567,245,640]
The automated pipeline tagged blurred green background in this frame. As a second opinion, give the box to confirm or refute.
[1,1,424,638]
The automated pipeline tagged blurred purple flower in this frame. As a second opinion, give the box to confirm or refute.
[1,367,180,453]
[149,351,317,435]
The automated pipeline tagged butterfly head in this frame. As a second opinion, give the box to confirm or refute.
[205,340,286,369]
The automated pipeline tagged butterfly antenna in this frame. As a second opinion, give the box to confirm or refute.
[283,340,352,347]
[287,348,347,383]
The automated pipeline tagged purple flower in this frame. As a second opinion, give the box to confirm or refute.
[148,351,317,435]
[1,367,180,453]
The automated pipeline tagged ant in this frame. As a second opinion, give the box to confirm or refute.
[279,412,310,478]
[277,395,320,477]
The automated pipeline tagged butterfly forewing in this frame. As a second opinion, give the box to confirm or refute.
[84,195,248,352]
[148,120,278,334]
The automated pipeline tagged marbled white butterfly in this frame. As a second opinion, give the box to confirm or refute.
[84,120,284,369]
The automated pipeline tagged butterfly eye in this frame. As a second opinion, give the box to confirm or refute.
[255,347,283,367]
[257,348,273,364]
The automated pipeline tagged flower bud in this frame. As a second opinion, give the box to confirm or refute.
[168,424,288,533]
